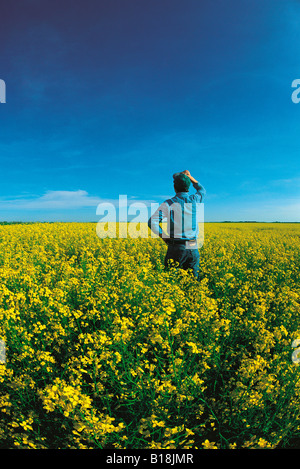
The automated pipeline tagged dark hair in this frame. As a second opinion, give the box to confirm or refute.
[173,174,191,192]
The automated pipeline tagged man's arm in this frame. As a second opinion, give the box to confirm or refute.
[182,170,206,201]
[148,202,170,243]
[182,170,198,184]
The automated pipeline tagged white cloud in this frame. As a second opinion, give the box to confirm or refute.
[0,190,159,212]
[0,190,102,211]
[268,177,300,188]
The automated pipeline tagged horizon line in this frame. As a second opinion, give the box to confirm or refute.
[0,220,300,224]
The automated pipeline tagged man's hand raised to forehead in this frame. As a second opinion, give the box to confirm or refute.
[181,170,198,184]
[181,170,191,177]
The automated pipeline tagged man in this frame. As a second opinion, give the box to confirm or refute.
[148,170,205,278]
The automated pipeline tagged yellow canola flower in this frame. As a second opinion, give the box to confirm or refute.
[202,439,218,449]
[0,222,300,449]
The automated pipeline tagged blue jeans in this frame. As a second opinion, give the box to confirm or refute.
[164,244,200,278]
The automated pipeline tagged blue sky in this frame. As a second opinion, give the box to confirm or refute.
[0,0,300,222]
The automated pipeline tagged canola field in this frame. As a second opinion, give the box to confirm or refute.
[0,222,300,449]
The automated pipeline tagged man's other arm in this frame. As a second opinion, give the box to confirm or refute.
[182,170,206,202]
[148,202,170,242]
[192,181,206,202]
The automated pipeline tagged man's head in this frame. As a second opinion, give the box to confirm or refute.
[173,173,191,193]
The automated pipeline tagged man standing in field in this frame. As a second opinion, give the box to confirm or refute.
[148,170,205,279]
